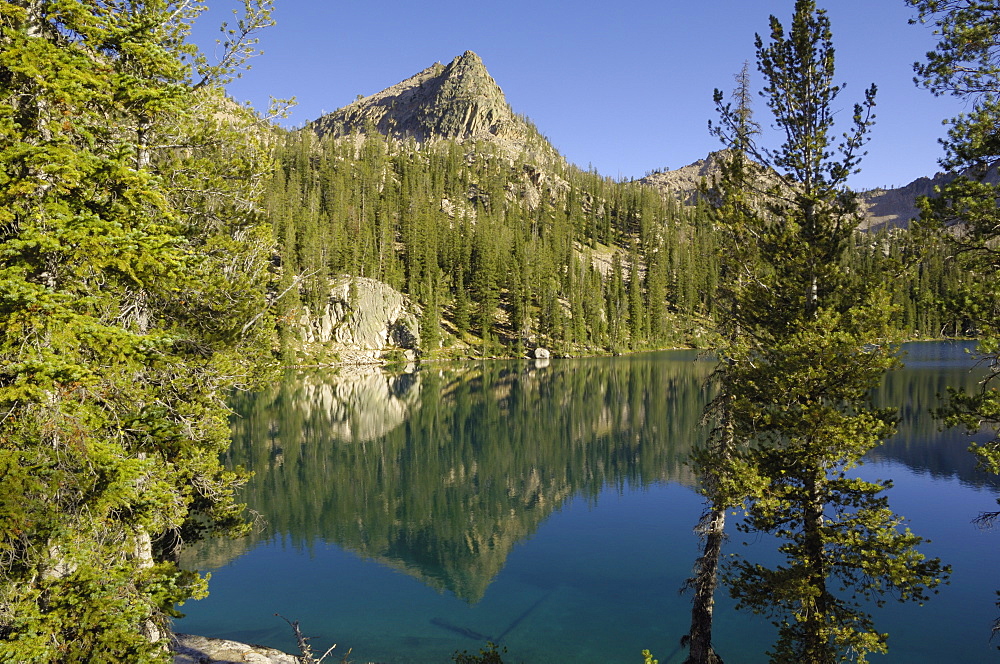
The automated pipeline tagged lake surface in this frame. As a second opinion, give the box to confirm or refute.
[176,343,1000,663]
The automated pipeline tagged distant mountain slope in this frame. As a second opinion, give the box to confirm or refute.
[638,153,722,204]
[857,175,948,230]
[639,154,997,229]
[310,51,991,232]
[310,51,559,163]
[271,54,962,357]
[858,167,998,229]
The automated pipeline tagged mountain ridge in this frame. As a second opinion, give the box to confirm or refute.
[268,52,961,361]
[638,153,999,229]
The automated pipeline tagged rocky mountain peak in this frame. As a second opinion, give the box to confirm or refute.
[310,51,560,163]
[312,51,517,144]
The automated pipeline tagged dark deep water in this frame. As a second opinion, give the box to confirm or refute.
[176,342,1000,663]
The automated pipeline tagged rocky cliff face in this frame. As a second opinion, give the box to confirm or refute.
[310,51,559,163]
[638,152,726,204]
[296,276,421,363]
[857,175,947,230]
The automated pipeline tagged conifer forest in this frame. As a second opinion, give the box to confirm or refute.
[268,122,966,361]
[1,0,999,662]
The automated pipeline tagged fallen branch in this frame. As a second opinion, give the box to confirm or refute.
[275,614,350,664]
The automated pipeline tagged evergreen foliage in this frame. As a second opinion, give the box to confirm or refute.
[0,1,277,661]
[685,60,763,664]
[697,3,948,662]
[266,128,723,357]
[0,1,979,658]
[908,0,1000,512]
[267,104,955,363]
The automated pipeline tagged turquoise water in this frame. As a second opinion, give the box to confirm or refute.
[176,343,1000,663]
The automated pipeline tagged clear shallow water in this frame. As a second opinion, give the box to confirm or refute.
[177,343,1000,663]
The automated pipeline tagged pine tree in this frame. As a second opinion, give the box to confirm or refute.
[627,239,646,348]
[908,0,1000,515]
[452,264,471,337]
[606,253,628,351]
[684,60,763,664]
[706,3,947,662]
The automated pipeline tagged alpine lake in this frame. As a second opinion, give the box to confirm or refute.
[176,342,999,663]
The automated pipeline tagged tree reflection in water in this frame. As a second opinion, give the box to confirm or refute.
[187,353,712,602]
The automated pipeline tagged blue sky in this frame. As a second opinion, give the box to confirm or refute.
[194,0,966,191]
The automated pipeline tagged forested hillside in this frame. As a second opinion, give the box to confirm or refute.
[270,127,713,358]
[267,121,966,361]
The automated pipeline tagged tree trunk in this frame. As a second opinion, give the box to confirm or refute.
[685,503,726,664]
[802,468,830,664]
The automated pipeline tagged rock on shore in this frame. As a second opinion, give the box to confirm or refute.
[172,634,301,664]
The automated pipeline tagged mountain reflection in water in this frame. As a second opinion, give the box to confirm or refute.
[177,343,999,664]
[186,352,713,601]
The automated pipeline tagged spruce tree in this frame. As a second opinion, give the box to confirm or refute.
[419,269,441,353]
[0,1,277,660]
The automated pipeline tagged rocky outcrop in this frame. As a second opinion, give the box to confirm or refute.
[638,151,785,208]
[857,175,945,230]
[296,276,421,363]
[639,152,727,203]
[858,165,998,230]
[313,51,509,142]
